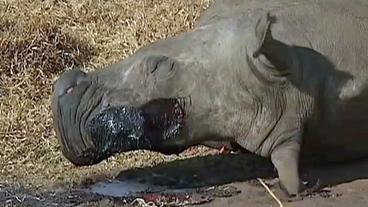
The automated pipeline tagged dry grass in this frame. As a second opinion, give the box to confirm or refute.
[0,0,212,188]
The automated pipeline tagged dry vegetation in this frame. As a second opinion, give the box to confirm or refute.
[0,0,212,188]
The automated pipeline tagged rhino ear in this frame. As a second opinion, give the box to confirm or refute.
[250,12,291,71]
[252,12,274,58]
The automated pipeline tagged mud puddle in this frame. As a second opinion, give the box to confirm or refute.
[88,179,197,197]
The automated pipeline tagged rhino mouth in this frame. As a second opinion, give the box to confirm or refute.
[84,98,188,164]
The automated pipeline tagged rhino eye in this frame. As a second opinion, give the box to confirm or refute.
[66,87,74,94]
[144,55,177,83]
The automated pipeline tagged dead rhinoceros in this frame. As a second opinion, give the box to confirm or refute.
[51,0,368,197]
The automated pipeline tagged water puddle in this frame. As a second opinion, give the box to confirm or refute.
[88,179,196,197]
[89,180,153,197]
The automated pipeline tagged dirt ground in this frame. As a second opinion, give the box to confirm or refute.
[2,0,368,207]
[3,152,368,207]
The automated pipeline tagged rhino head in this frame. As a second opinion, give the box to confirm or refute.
[52,63,190,166]
[51,13,294,166]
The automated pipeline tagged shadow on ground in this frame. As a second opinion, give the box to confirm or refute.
[116,153,275,189]
[116,153,368,191]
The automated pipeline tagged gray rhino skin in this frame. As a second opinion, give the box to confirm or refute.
[52,0,368,196]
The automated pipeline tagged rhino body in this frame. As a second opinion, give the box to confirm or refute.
[52,0,368,196]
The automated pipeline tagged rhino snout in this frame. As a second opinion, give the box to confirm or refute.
[55,98,188,166]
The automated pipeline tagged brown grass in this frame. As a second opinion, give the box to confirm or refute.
[0,0,212,188]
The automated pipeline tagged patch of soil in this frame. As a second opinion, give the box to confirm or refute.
[3,154,368,207]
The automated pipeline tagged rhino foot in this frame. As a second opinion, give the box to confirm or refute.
[273,179,326,202]
[270,140,304,197]
[271,182,304,202]
[270,139,324,201]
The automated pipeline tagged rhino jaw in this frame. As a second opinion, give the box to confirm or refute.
[84,98,187,165]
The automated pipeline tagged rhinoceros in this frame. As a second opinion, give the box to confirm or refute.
[51,0,368,197]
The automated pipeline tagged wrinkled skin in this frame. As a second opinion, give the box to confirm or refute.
[52,0,368,198]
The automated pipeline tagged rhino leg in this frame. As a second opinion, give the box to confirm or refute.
[271,140,304,196]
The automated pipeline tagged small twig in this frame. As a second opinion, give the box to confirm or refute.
[13,196,23,202]
[131,198,157,207]
[257,178,284,207]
